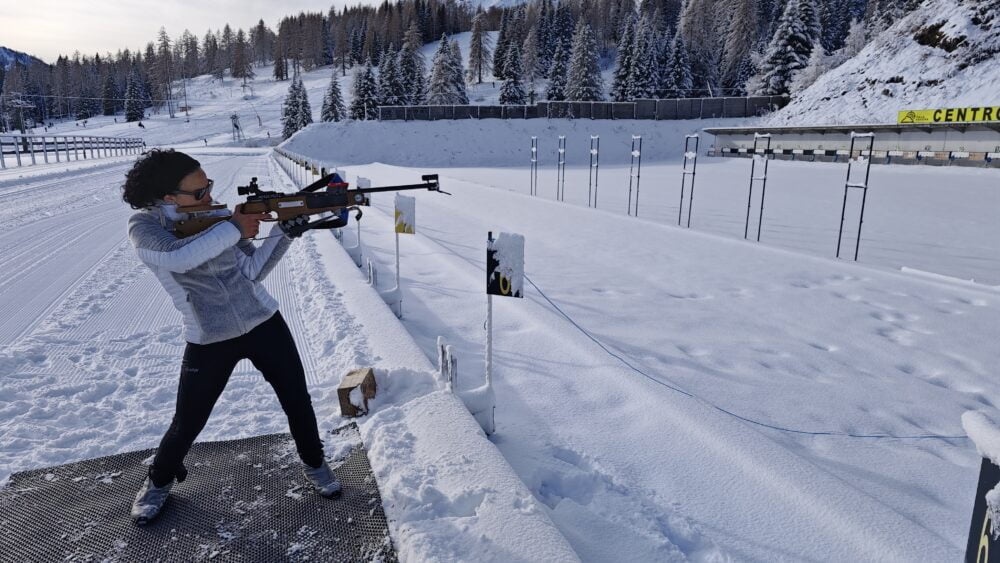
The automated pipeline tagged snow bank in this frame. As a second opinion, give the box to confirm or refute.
[281,117,749,168]
[361,390,577,562]
[769,0,1000,125]
[269,155,578,562]
[963,411,1000,467]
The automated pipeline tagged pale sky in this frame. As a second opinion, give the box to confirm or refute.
[0,0,354,64]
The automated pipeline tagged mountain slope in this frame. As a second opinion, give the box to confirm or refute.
[768,0,999,125]
[0,46,44,70]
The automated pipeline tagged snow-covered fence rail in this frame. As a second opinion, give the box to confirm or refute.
[0,134,144,169]
[378,96,788,122]
[273,146,337,189]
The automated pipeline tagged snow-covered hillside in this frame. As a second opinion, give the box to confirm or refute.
[0,46,43,70]
[769,0,999,124]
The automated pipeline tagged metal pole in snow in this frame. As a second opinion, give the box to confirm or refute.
[395,229,403,318]
[486,232,493,388]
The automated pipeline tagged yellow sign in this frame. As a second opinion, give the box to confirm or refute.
[898,106,1000,124]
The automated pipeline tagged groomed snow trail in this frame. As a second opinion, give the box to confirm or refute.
[0,155,371,483]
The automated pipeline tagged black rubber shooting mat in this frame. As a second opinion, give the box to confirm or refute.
[0,424,396,562]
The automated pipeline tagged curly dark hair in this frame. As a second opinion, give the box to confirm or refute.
[121,149,201,209]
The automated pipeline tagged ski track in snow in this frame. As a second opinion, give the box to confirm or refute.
[0,155,378,492]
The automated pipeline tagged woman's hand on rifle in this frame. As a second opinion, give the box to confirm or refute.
[231,204,273,239]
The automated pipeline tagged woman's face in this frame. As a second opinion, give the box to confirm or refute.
[164,167,213,206]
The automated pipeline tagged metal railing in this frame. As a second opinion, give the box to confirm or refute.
[0,134,145,169]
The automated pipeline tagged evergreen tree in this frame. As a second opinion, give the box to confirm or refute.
[125,69,144,122]
[522,27,540,84]
[754,0,817,96]
[565,22,604,101]
[626,20,657,100]
[659,32,693,98]
[296,76,313,129]
[281,76,302,138]
[721,0,760,93]
[679,0,719,96]
[378,49,401,106]
[321,71,346,121]
[427,35,459,104]
[610,15,636,101]
[821,0,851,53]
[449,40,469,104]
[102,74,116,116]
[350,61,380,120]
[545,41,570,101]
[273,43,288,80]
[397,23,426,104]
[493,10,511,80]
[467,10,492,84]
[232,29,255,87]
[498,46,526,104]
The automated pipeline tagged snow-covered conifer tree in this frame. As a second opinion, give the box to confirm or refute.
[545,41,570,101]
[124,70,143,122]
[498,43,526,104]
[449,40,469,104]
[565,22,604,101]
[281,76,302,138]
[427,35,458,105]
[659,32,693,98]
[398,23,426,105]
[753,0,816,96]
[102,74,117,116]
[610,15,636,102]
[349,60,379,120]
[378,49,400,106]
[296,76,313,129]
[493,11,511,80]
[626,20,658,100]
[721,0,759,93]
[321,71,346,122]
[679,0,720,96]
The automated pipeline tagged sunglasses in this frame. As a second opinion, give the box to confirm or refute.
[172,179,214,200]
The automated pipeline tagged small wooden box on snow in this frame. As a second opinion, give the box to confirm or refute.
[338,367,377,417]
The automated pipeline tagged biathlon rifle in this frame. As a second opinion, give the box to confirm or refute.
[169,172,445,238]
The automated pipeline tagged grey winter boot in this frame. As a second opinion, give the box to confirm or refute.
[302,461,342,498]
[130,476,172,524]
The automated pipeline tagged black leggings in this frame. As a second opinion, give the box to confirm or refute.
[149,312,325,487]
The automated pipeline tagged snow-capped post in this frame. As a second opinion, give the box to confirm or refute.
[679,134,699,227]
[588,135,600,208]
[436,336,458,392]
[627,135,643,216]
[530,136,539,196]
[746,133,772,241]
[476,231,525,435]
[389,194,415,318]
[962,411,1000,561]
[556,136,567,201]
[836,132,875,261]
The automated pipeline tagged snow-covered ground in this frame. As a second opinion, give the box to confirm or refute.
[2,29,999,561]
[3,109,998,559]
